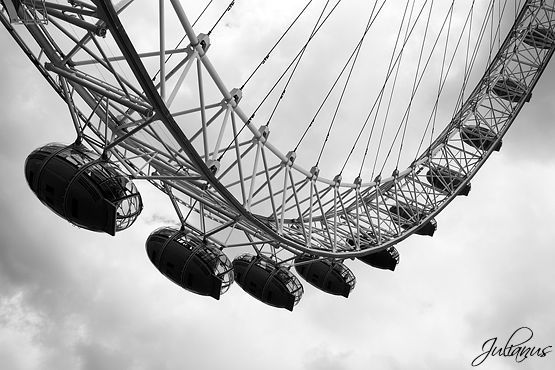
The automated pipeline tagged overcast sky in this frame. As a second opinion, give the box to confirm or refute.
[1,1,554,370]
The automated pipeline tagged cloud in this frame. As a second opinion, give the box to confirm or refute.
[1,2,554,370]
[303,346,353,370]
[502,70,555,164]
[75,342,134,370]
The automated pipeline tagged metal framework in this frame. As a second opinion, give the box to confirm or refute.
[2,0,555,268]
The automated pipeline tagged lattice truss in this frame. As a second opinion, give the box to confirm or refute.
[1,0,555,263]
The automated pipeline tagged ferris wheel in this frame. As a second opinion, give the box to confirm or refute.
[2,0,554,311]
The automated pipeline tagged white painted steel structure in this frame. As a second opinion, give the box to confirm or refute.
[2,1,555,293]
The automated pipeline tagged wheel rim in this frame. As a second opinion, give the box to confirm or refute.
[3,0,555,264]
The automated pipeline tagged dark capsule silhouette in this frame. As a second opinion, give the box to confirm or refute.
[460,125,502,152]
[146,227,233,299]
[389,205,437,237]
[25,143,142,235]
[346,231,377,249]
[492,78,530,103]
[357,247,400,271]
[294,254,355,298]
[233,254,303,311]
[523,27,555,49]
[426,166,471,196]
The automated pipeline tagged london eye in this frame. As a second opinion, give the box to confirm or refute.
[2,0,554,310]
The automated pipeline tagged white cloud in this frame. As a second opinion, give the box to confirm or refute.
[1,1,554,370]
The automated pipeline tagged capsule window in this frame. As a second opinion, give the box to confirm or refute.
[78,177,101,202]
[233,253,304,310]
[71,199,79,218]
[149,236,166,245]
[149,250,157,264]
[25,143,143,236]
[249,281,257,293]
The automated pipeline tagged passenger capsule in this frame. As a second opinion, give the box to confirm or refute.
[146,227,233,299]
[357,247,400,271]
[24,143,142,235]
[389,205,437,236]
[523,27,554,49]
[426,166,471,196]
[233,254,303,311]
[460,125,502,152]
[492,79,530,103]
[294,254,355,298]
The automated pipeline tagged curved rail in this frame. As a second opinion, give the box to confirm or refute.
[2,0,555,259]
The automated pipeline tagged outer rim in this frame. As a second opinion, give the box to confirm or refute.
[4,0,555,259]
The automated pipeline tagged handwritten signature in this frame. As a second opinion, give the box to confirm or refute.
[472,327,552,366]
